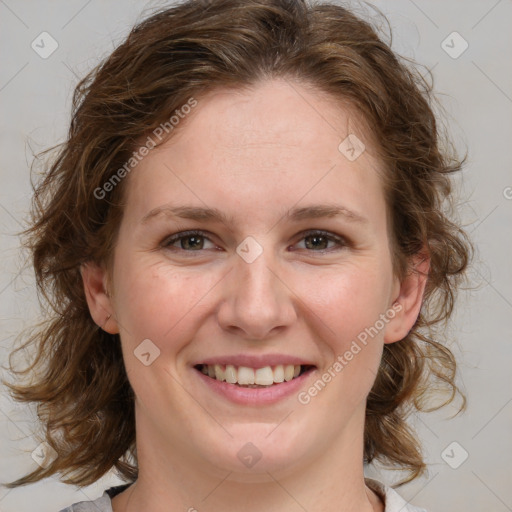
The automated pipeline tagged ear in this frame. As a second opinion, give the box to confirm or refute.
[80,262,119,334]
[384,251,430,344]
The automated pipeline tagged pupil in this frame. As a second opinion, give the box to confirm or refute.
[306,235,327,250]
[183,236,203,250]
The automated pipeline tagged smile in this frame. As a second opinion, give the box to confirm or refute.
[194,364,315,387]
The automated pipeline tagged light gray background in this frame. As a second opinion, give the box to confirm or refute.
[0,1,511,511]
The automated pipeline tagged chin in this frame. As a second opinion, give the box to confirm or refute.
[198,424,312,478]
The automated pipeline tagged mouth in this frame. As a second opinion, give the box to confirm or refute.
[194,363,316,388]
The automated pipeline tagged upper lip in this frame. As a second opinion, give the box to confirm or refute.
[193,354,316,368]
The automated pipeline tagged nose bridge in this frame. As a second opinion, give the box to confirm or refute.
[237,251,279,303]
[217,242,296,338]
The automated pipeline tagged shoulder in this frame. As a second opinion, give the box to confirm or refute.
[58,480,427,512]
[57,493,110,512]
[365,477,429,512]
[58,484,131,512]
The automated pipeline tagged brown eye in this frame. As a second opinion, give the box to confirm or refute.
[295,230,346,252]
[304,234,330,250]
[163,231,215,251]
[179,235,205,250]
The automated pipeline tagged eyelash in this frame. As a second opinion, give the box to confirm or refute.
[161,229,348,254]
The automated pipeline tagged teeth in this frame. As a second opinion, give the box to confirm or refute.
[238,366,255,385]
[214,364,225,382]
[273,364,285,383]
[225,364,237,384]
[200,364,305,386]
[284,364,295,381]
[255,366,274,385]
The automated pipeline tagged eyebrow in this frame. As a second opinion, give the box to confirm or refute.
[140,204,368,225]
[286,204,368,224]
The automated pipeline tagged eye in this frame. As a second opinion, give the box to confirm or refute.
[162,230,217,251]
[161,229,348,254]
[293,230,347,252]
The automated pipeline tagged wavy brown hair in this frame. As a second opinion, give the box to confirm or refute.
[3,0,472,489]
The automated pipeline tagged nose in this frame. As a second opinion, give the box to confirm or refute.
[216,246,297,340]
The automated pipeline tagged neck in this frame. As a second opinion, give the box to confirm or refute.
[112,407,383,512]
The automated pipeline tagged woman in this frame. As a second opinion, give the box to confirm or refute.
[3,0,471,511]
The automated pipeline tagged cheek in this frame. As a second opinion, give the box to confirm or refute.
[111,259,222,403]
[112,256,221,353]
[293,262,390,401]
[295,261,392,346]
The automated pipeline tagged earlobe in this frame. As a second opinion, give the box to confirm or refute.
[80,262,119,334]
[384,252,430,344]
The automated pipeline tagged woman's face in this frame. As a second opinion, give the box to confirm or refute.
[85,78,423,479]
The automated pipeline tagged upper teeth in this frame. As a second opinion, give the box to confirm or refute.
[200,364,301,386]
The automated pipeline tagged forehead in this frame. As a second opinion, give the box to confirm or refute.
[122,78,387,230]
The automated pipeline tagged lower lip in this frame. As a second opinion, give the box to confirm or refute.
[193,367,316,405]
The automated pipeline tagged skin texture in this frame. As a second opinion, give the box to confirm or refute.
[82,78,428,512]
